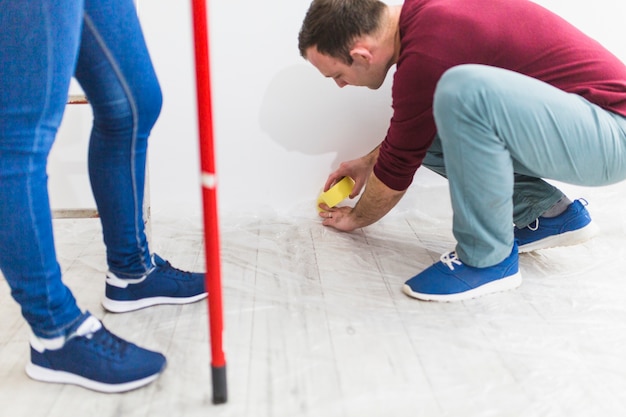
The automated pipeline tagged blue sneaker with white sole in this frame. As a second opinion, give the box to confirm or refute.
[102,254,207,313]
[403,243,521,302]
[26,312,166,393]
[515,199,596,253]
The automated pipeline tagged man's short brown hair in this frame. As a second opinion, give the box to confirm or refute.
[298,0,387,65]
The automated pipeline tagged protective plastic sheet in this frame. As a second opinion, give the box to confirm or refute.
[1,180,625,417]
[214,180,626,417]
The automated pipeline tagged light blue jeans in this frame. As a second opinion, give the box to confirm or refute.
[0,0,161,338]
[429,64,626,267]
[423,135,564,230]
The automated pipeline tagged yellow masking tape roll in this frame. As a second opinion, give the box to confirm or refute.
[317,176,355,211]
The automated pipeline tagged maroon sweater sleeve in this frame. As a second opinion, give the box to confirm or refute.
[374,0,626,191]
[374,53,446,191]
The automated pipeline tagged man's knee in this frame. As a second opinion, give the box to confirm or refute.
[433,64,492,119]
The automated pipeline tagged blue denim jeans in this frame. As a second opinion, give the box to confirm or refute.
[431,64,626,267]
[0,0,162,338]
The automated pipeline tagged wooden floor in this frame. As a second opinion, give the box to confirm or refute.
[2,182,626,417]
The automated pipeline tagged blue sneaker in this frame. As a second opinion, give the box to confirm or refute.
[102,254,207,313]
[515,199,597,253]
[403,244,521,301]
[26,312,166,393]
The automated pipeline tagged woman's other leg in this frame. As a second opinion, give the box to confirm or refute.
[75,0,162,278]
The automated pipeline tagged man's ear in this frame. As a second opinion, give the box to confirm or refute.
[349,46,373,67]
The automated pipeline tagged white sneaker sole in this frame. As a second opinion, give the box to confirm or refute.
[25,362,162,393]
[402,271,522,302]
[102,292,208,313]
[518,222,598,253]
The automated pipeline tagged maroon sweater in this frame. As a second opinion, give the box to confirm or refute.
[374,0,626,191]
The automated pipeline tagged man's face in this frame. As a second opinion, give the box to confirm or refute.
[305,46,386,90]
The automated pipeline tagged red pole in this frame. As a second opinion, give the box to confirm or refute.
[191,0,227,404]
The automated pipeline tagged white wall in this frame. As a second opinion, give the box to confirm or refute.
[139,0,399,217]
[48,0,626,217]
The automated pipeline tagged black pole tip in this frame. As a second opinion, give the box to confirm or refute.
[211,365,228,404]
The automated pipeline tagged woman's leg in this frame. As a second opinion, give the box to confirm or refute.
[75,0,162,277]
[0,0,84,338]
[0,1,167,392]
[76,0,206,313]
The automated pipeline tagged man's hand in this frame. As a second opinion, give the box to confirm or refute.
[318,204,359,231]
[319,171,406,231]
[324,146,380,199]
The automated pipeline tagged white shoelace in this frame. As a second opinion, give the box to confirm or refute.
[440,251,463,270]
